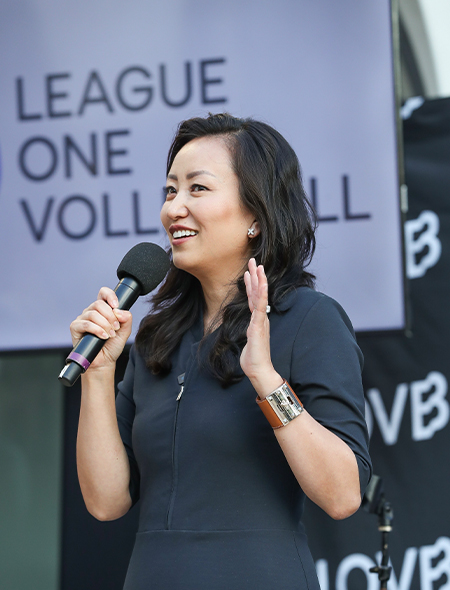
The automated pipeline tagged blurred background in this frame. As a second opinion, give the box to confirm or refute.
[399,0,450,99]
[1,1,449,589]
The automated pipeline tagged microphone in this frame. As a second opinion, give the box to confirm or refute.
[58,242,170,387]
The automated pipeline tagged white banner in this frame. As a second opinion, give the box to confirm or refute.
[0,0,404,350]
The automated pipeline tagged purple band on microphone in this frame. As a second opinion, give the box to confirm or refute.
[67,351,91,371]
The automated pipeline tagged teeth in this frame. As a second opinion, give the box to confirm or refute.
[173,230,198,239]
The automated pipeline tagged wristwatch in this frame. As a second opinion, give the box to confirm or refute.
[256,380,304,429]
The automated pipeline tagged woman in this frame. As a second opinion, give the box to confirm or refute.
[72,113,371,589]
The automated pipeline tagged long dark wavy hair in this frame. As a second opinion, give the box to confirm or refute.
[135,113,317,386]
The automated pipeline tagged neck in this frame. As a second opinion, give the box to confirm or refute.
[200,275,239,333]
[189,255,250,332]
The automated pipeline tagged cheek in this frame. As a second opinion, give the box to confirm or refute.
[213,202,248,228]
[160,205,168,228]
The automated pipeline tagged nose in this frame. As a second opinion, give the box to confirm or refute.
[165,190,189,220]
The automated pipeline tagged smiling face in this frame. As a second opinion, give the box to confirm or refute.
[160,136,258,286]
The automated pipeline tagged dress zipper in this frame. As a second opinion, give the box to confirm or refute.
[166,373,185,529]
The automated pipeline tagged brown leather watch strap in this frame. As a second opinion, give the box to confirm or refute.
[256,380,303,429]
[256,396,285,428]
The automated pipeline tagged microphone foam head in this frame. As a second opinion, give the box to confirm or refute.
[117,242,170,295]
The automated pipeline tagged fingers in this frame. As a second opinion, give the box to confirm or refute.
[70,288,131,346]
[255,265,268,312]
[245,258,268,316]
[72,309,115,341]
[244,270,254,313]
[246,258,258,311]
[98,286,119,309]
[240,259,273,384]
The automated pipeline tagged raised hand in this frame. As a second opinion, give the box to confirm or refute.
[240,258,283,398]
[70,287,132,371]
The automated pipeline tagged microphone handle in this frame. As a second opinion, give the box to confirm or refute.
[58,277,141,388]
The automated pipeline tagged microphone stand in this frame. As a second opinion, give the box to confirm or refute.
[362,475,394,590]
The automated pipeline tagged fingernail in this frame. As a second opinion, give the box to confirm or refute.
[111,299,119,309]
[113,321,120,330]
[109,330,116,338]
[102,331,109,339]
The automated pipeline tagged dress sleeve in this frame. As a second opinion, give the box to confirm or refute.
[116,345,140,506]
[289,295,372,496]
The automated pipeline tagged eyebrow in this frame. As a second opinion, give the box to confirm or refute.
[167,170,217,181]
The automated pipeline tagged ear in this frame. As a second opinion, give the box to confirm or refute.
[249,221,261,237]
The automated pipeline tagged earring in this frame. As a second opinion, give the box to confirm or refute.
[247,228,255,237]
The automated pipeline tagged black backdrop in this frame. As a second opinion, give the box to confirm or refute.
[61,98,450,590]
[303,97,450,590]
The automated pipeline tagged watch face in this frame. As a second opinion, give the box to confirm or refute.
[267,386,303,424]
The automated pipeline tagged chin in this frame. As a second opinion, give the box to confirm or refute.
[171,253,199,276]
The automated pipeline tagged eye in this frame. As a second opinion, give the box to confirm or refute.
[191,184,208,193]
[163,185,177,200]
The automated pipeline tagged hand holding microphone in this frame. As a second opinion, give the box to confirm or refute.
[59,242,170,387]
[68,287,133,373]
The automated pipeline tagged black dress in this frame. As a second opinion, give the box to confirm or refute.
[116,287,372,590]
